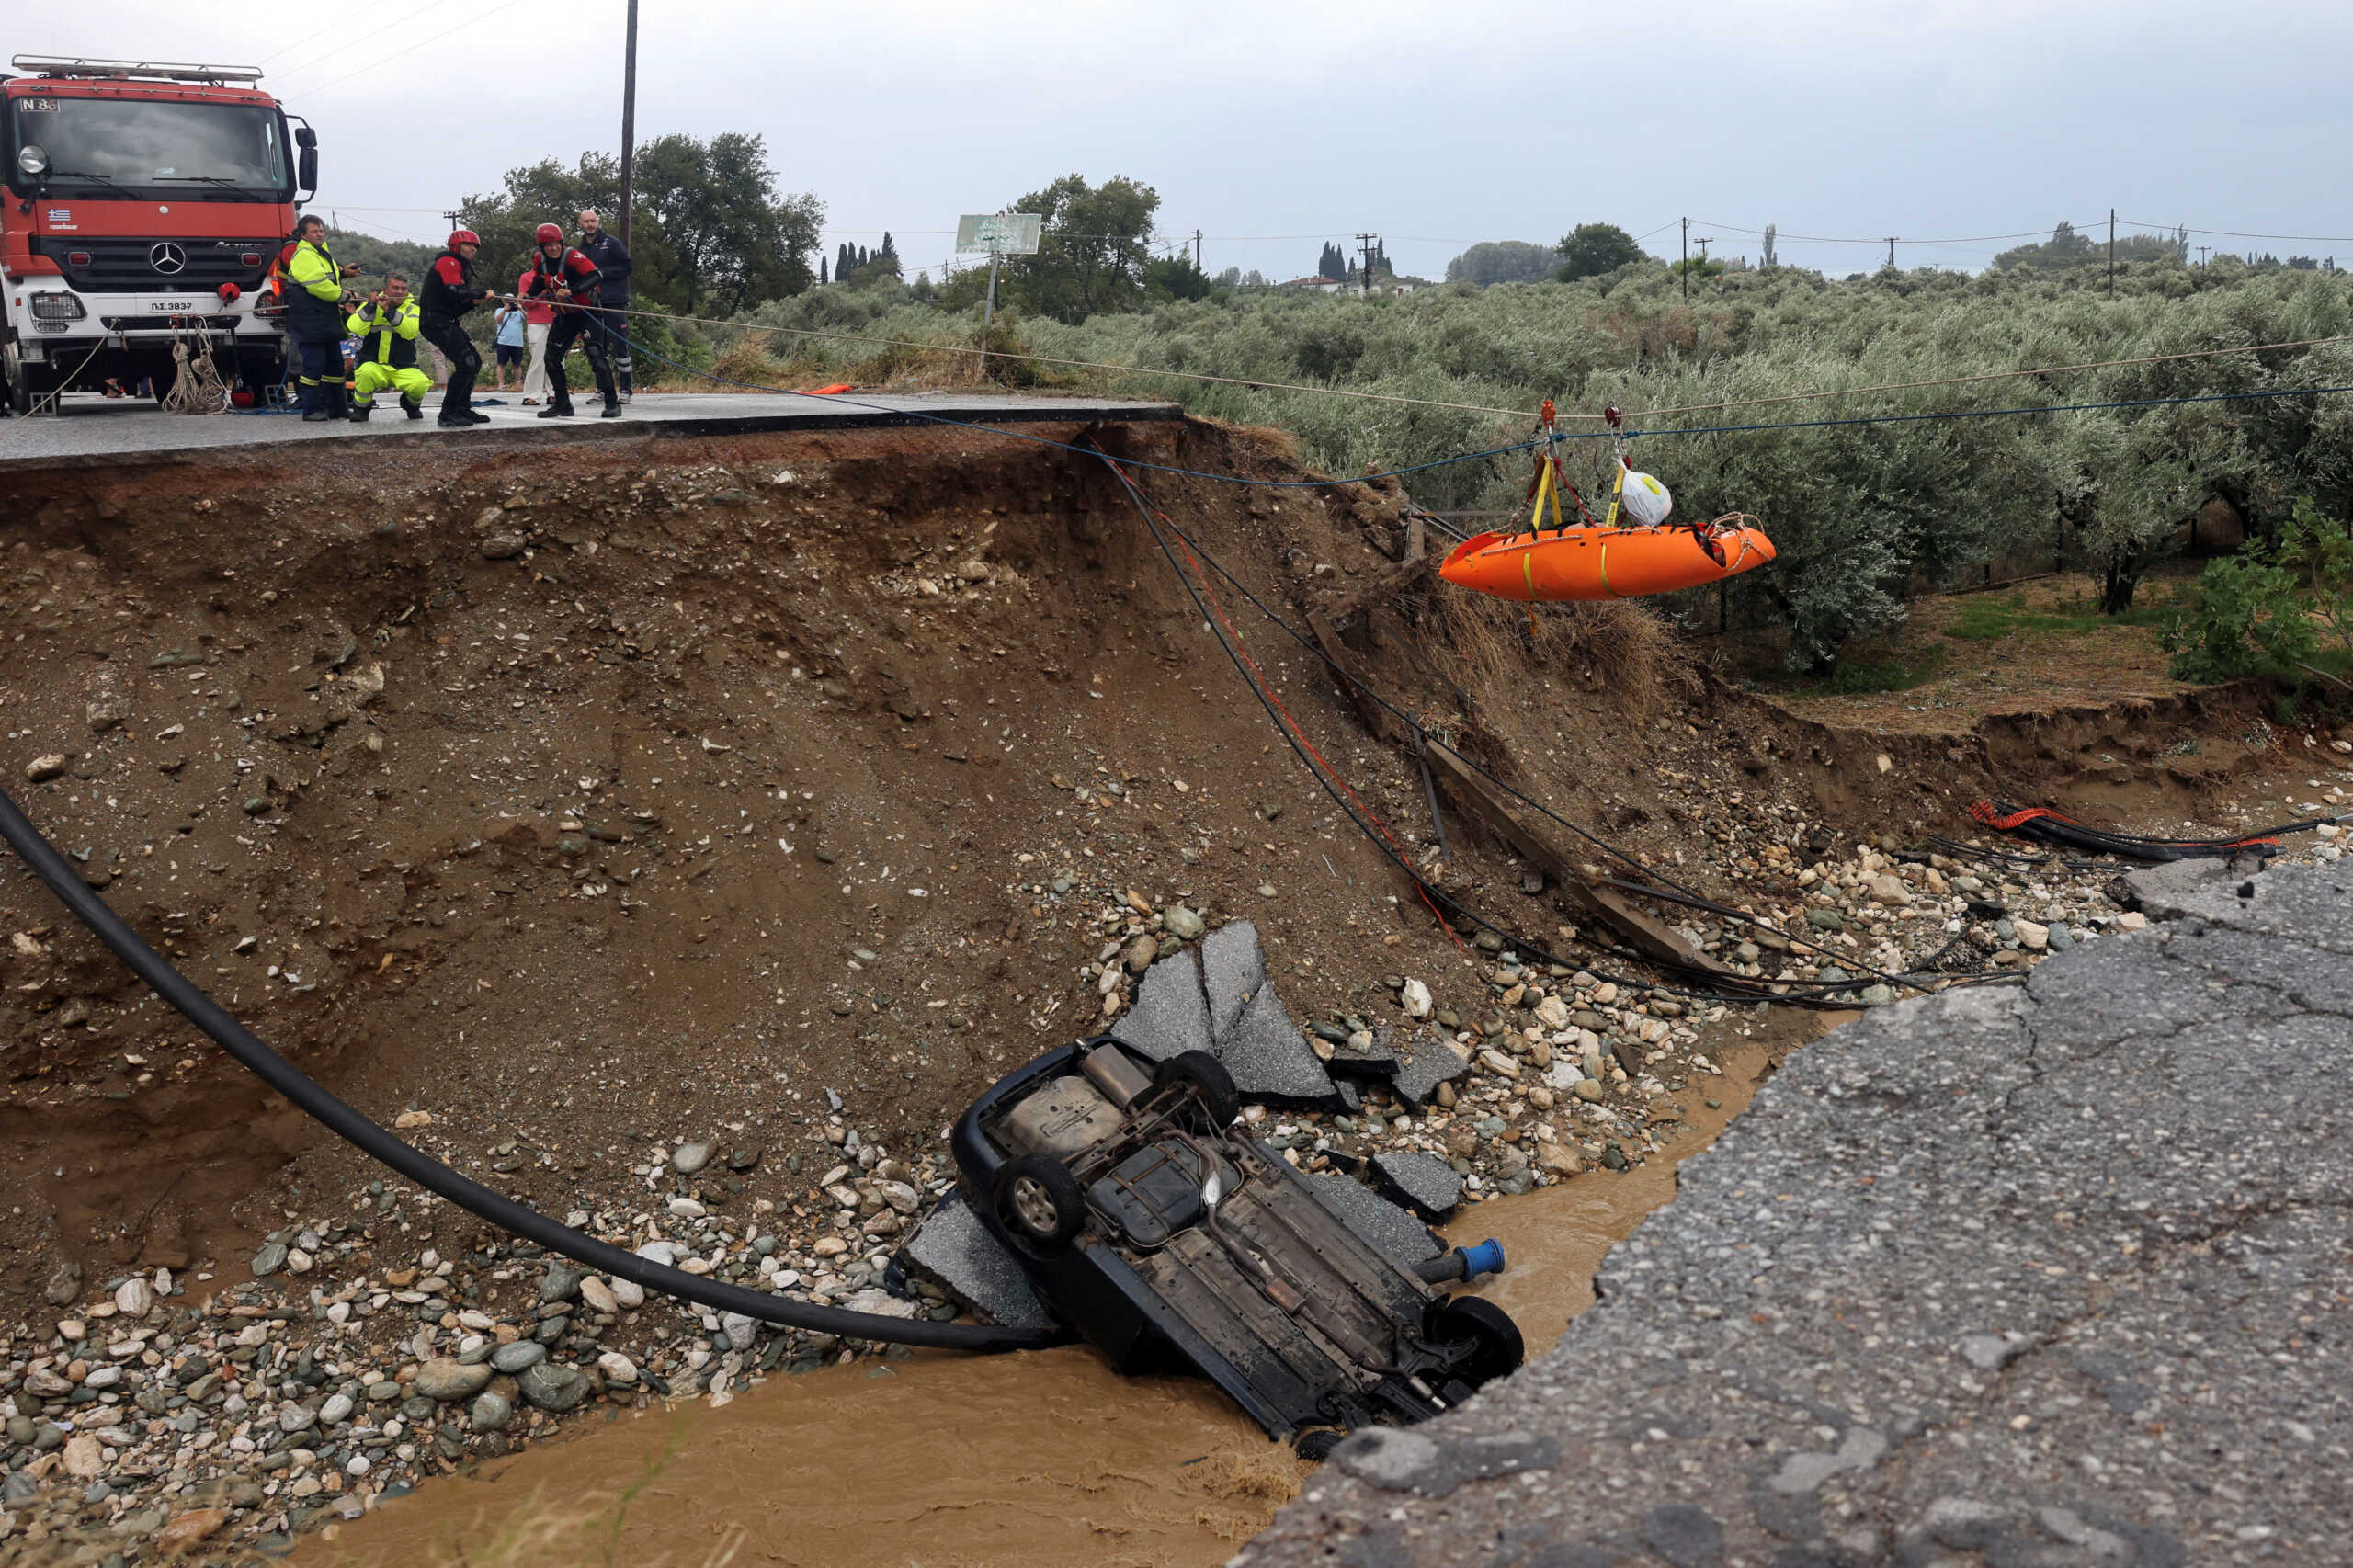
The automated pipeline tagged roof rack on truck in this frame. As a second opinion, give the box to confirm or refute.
[7,57,265,85]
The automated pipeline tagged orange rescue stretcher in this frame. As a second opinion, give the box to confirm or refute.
[1439,408,1776,602]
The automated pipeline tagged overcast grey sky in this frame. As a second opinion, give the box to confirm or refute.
[19,0,2353,279]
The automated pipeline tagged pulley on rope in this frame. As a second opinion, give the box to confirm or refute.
[1438,396,1778,602]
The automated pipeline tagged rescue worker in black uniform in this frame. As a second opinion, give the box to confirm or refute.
[418,229,502,427]
[523,222,620,419]
[575,209,633,401]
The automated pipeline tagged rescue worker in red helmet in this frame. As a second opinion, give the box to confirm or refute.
[418,229,504,427]
[522,222,620,419]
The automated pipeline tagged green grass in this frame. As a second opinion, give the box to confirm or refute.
[1945,587,2181,642]
[1750,645,1949,696]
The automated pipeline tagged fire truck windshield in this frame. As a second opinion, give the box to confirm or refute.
[8,97,290,199]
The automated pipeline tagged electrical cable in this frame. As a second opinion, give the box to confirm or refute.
[0,785,1062,1353]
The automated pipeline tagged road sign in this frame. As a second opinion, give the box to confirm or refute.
[957,212,1042,256]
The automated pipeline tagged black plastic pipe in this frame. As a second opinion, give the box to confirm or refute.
[0,784,1060,1353]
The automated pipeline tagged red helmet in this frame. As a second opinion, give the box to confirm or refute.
[535,222,563,245]
[448,229,480,250]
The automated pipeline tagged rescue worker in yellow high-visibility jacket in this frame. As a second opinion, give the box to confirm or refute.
[284,213,358,422]
[345,275,431,421]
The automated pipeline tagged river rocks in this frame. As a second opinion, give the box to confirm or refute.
[156,1506,229,1554]
[517,1361,590,1413]
[25,754,68,783]
[41,1262,81,1306]
[1371,1151,1464,1221]
[2014,917,2050,951]
[479,531,527,561]
[1161,904,1206,941]
[114,1277,156,1317]
[672,1142,712,1175]
[608,1277,646,1309]
[470,1391,514,1433]
[1535,1140,1582,1176]
[540,1262,585,1303]
[576,1277,618,1315]
[318,1392,354,1426]
[412,1358,494,1402]
[595,1351,639,1384]
[1400,978,1432,1018]
[62,1433,105,1479]
[491,1341,546,1374]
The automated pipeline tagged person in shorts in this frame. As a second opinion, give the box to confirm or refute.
[493,298,529,392]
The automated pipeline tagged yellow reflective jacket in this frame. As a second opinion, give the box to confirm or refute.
[346,298,421,369]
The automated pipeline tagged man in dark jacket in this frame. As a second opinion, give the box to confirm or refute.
[523,222,620,419]
[576,209,633,401]
[283,214,358,422]
[417,229,501,428]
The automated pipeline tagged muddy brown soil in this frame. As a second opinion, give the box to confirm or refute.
[293,1014,1833,1568]
[2,415,2332,1311]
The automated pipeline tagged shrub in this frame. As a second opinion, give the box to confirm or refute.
[2163,496,2351,679]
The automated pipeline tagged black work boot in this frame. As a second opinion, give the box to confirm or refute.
[537,400,575,419]
[599,398,623,418]
[402,395,425,420]
[348,401,372,423]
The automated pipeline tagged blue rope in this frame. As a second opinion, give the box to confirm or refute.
[610,325,1539,488]
[1559,381,2353,443]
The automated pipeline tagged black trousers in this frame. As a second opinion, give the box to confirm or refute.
[421,315,480,415]
[545,311,616,408]
[589,305,633,393]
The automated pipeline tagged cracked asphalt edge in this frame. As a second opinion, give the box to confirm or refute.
[1237,858,2353,1568]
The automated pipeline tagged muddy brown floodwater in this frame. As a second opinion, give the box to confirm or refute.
[302,1017,1843,1568]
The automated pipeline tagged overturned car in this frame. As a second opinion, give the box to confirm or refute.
[950,1033,1523,1453]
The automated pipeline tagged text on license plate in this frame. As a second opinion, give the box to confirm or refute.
[148,301,197,312]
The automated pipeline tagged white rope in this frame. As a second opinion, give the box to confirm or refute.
[161,323,232,415]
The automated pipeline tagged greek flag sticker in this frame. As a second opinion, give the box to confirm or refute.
[47,208,71,223]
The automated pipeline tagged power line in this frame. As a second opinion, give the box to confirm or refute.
[2120,220,2353,245]
[276,0,535,99]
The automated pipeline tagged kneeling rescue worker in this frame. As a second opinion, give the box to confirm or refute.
[420,229,500,428]
[345,274,431,421]
[523,222,620,419]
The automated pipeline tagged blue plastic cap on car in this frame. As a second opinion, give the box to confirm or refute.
[1460,1238,1506,1280]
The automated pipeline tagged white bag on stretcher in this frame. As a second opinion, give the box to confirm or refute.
[1615,460,1673,527]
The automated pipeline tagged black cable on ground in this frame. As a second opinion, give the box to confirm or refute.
[0,784,1063,1354]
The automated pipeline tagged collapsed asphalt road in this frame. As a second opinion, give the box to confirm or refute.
[1239,857,2353,1568]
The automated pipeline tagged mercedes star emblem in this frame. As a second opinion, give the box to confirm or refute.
[150,243,188,275]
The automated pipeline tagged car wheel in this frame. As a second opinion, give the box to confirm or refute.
[994,1152,1086,1255]
[1431,1295,1524,1386]
[1293,1427,1348,1462]
[1156,1049,1240,1127]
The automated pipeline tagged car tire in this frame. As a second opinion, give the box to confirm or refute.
[1431,1295,1524,1386]
[994,1153,1086,1255]
[1156,1050,1240,1127]
[1293,1427,1348,1462]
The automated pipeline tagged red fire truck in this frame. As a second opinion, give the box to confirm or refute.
[1,56,317,413]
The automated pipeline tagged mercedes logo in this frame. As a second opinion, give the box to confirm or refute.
[150,243,187,275]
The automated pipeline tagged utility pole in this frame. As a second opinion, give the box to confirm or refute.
[1680,217,1688,301]
[619,0,639,247]
[1886,236,1896,272]
[1357,233,1379,297]
[2108,208,2116,299]
[1194,228,1202,272]
[2198,244,2211,267]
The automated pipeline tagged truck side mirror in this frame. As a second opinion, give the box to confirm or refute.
[297,145,317,198]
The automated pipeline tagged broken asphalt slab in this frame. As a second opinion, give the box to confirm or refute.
[1308,1173,1445,1270]
[1367,1150,1462,1221]
[1214,982,1341,1108]
[1240,859,2353,1567]
[1201,917,1267,1039]
[894,1191,1055,1335]
[1110,949,1213,1063]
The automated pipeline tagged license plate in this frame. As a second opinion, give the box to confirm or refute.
[148,301,196,312]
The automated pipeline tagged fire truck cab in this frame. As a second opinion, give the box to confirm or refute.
[1,56,314,414]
